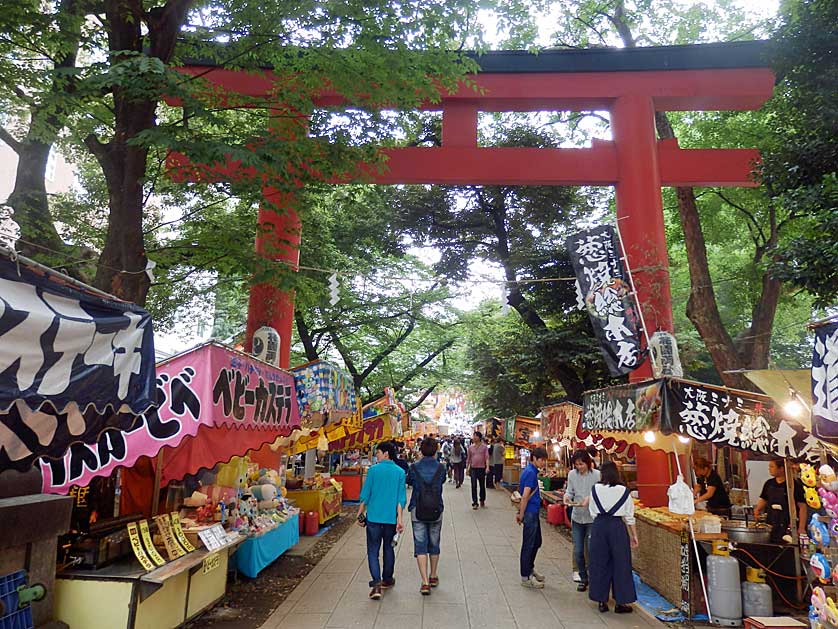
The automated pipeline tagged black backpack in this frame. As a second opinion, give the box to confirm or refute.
[412,463,445,522]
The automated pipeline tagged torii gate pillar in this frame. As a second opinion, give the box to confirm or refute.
[611,94,674,381]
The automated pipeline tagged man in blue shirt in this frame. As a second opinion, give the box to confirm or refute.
[358,441,407,600]
[516,446,547,589]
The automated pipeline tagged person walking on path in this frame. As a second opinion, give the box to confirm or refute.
[587,461,639,614]
[450,438,466,488]
[516,446,548,589]
[357,441,407,601]
[466,431,490,509]
[490,439,505,489]
[564,449,601,592]
[407,437,447,595]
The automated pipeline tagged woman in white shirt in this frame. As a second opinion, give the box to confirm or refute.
[586,462,639,614]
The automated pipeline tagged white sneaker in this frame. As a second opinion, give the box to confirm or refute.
[572,571,582,583]
[532,570,545,583]
[521,577,545,589]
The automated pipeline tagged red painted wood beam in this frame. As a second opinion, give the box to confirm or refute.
[370,146,759,187]
[177,66,775,112]
[168,144,759,187]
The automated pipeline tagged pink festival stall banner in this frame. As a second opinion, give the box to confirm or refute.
[40,342,301,493]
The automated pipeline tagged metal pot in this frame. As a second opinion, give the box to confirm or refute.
[721,520,772,544]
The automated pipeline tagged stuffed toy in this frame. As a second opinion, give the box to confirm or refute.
[811,553,832,584]
[810,512,831,546]
[802,464,818,488]
[806,485,823,510]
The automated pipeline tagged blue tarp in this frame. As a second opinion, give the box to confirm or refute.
[633,572,692,623]
[234,514,299,578]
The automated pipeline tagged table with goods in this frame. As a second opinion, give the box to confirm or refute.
[54,461,299,628]
[286,473,343,526]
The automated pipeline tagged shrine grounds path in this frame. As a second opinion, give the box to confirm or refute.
[259,482,665,629]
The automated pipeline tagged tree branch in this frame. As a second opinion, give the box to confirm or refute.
[406,384,438,413]
[0,127,21,154]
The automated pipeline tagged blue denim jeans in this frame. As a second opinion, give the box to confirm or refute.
[411,513,442,556]
[520,511,542,578]
[366,521,396,586]
[572,521,592,583]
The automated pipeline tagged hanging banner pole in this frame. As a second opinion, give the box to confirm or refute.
[613,221,656,375]
[672,437,713,624]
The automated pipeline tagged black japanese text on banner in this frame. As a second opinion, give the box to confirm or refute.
[663,379,819,462]
[812,322,838,442]
[566,225,644,376]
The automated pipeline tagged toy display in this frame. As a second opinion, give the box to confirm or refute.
[803,466,838,629]
[179,458,300,541]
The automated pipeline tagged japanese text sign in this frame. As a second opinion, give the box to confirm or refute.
[812,323,838,442]
[567,225,644,376]
[0,255,156,471]
[40,342,301,493]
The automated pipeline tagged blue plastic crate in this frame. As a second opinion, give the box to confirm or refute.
[0,572,25,617]
[0,606,33,629]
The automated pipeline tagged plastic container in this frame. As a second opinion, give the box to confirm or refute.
[547,503,565,526]
[0,571,25,615]
[0,607,33,629]
[707,554,743,626]
[742,581,773,618]
[304,511,319,536]
[0,571,33,629]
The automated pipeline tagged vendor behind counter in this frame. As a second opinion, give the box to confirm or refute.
[753,458,806,544]
[692,457,731,517]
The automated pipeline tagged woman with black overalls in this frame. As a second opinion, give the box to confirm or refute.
[586,462,639,614]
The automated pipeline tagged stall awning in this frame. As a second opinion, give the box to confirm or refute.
[291,360,358,429]
[581,377,818,461]
[503,416,540,446]
[0,251,156,472]
[40,342,301,492]
[540,402,582,442]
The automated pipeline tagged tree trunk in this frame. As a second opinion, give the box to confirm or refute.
[4,0,85,275]
[485,189,587,402]
[7,142,66,261]
[295,311,320,361]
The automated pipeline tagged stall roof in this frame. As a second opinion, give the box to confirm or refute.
[41,341,301,493]
[0,249,156,472]
[742,369,812,425]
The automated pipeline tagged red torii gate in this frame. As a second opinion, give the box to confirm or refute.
[174,41,774,382]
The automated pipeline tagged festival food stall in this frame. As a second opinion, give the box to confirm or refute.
[539,402,580,490]
[581,377,819,619]
[0,248,158,628]
[47,341,302,628]
[501,415,540,486]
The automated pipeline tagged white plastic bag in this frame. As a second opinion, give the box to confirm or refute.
[667,475,695,515]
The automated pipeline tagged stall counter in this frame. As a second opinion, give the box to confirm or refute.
[54,535,244,629]
[633,507,727,616]
[332,471,365,501]
[234,513,299,578]
[288,486,342,524]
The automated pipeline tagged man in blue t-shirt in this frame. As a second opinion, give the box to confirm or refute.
[516,446,548,589]
[358,441,407,600]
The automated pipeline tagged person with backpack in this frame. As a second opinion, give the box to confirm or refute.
[407,436,447,595]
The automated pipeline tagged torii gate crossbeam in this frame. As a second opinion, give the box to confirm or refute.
[174,41,774,381]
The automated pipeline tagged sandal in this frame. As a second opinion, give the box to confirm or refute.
[420,583,431,595]
[429,576,439,587]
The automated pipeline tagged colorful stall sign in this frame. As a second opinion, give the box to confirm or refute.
[567,225,644,376]
[503,416,540,446]
[582,380,663,432]
[664,379,818,461]
[170,513,196,552]
[127,522,157,571]
[0,254,156,472]
[581,377,819,462]
[138,519,167,567]
[328,415,394,452]
[292,360,357,426]
[812,322,838,442]
[154,514,187,560]
[40,342,301,493]
[540,403,581,441]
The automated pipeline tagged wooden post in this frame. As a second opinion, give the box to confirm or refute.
[784,461,803,602]
[151,450,164,516]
